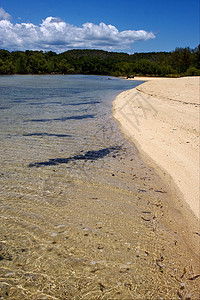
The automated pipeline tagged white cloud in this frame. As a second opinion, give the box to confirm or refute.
[0,7,11,21]
[0,8,155,52]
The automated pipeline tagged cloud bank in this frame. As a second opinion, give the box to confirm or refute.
[0,8,155,52]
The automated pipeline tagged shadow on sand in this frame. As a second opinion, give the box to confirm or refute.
[62,101,101,106]
[24,133,72,138]
[24,114,95,123]
[29,146,122,167]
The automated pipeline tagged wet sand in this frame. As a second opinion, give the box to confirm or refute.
[112,76,200,295]
[1,146,200,299]
[0,77,200,299]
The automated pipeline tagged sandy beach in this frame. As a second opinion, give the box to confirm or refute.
[113,76,199,221]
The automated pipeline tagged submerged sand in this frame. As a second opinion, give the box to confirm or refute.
[0,76,200,299]
[113,76,200,220]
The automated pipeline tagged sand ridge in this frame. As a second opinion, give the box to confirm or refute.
[113,76,200,219]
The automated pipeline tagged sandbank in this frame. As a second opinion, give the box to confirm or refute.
[113,76,200,219]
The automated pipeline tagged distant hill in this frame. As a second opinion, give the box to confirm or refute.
[0,46,199,76]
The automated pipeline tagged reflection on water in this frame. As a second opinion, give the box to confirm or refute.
[0,75,199,299]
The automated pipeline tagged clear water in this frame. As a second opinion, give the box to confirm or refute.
[0,75,198,299]
[0,75,142,169]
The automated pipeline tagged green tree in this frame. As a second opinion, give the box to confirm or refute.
[185,67,200,76]
[15,54,28,74]
[58,59,75,74]
[0,46,199,76]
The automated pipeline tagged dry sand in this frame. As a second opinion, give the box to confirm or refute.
[113,76,200,219]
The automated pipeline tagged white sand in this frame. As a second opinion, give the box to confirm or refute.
[113,77,200,218]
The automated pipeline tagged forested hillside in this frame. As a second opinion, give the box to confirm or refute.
[0,46,199,77]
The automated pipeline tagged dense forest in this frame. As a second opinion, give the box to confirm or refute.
[0,45,199,77]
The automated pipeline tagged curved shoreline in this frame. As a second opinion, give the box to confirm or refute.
[112,76,199,220]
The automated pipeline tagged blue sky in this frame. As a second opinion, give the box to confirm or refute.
[0,0,199,53]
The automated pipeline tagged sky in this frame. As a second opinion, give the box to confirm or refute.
[0,0,199,54]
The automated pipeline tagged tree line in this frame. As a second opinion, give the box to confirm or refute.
[0,45,199,77]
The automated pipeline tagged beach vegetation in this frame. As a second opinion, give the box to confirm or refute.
[0,45,199,77]
[185,67,200,76]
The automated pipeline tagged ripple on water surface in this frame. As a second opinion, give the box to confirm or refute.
[0,75,199,299]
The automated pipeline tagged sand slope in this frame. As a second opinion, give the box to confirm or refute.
[113,77,200,218]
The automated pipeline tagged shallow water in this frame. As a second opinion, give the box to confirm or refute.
[0,75,199,299]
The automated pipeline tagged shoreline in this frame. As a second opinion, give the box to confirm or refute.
[112,76,200,253]
[113,76,199,219]
[1,75,200,298]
